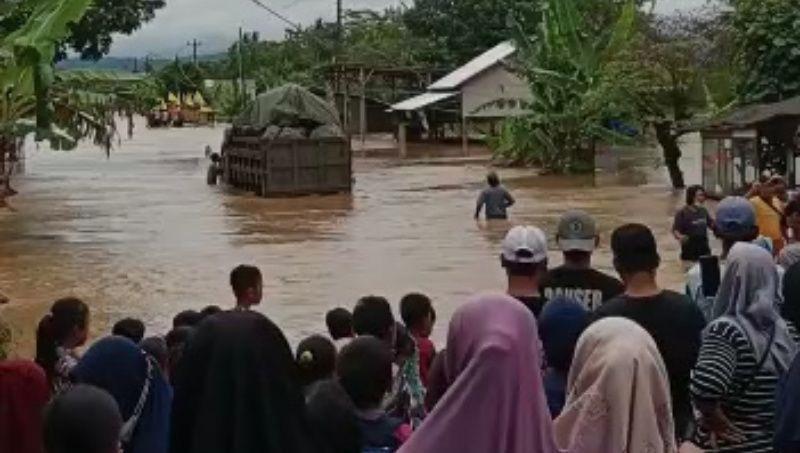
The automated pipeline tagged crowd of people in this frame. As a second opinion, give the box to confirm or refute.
[2,182,800,452]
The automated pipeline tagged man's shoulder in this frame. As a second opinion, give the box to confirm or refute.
[595,295,627,314]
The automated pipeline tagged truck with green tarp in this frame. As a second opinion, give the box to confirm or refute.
[221,84,352,196]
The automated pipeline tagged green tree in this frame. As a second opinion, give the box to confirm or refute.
[730,0,800,102]
[1,0,158,200]
[403,0,541,66]
[0,0,165,60]
[492,0,644,173]
[635,9,735,188]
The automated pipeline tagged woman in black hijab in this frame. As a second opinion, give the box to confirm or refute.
[170,310,316,453]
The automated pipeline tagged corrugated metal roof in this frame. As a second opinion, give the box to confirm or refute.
[389,91,458,111]
[701,95,800,130]
[428,41,517,91]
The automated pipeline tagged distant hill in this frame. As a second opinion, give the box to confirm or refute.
[56,53,227,72]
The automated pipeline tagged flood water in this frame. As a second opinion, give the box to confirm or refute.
[0,120,704,355]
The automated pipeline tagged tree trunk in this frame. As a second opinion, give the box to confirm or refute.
[655,121,686,189]
[0,135,17,205]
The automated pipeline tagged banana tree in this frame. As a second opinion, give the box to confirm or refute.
[492,0,646,173]
[0,0,158,201]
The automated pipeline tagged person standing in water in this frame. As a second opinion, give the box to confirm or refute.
[474,171,515,220]
[672,185,714,264]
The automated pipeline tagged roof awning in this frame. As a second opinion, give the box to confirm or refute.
[389,91,458,112]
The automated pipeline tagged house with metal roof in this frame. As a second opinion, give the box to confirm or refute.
[390,41,532,156]
[697,95,800,194]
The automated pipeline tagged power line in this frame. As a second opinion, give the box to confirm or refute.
[249,0,301,30]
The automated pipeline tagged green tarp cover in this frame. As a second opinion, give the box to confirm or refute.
[234,84,341,129]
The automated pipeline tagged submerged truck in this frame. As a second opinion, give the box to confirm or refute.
[221,84,352,197]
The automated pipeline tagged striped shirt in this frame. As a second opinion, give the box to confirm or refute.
[691,320,795,452]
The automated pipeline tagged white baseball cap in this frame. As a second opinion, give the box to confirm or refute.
[502,226,548,264]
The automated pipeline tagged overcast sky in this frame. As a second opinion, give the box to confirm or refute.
[107,0,708,57]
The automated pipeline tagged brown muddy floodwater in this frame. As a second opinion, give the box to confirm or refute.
[0,120,705,355]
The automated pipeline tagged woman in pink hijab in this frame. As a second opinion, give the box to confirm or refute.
[554,317,677,453]
[398,293,560,453]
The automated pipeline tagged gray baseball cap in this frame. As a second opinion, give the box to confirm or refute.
[557,211,598,252]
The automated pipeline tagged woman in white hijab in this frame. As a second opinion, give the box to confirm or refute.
[554,317,677,453]
[691,242,798,451]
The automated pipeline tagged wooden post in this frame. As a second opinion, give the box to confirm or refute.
[461,94,469,157]
[399,122,408,159]
[359,67,367,146]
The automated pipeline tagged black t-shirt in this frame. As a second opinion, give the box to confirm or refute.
[594,290,707,436]
[673,206,712,261]
[513,295,547,319]
[541,267,624,311]
[673,205,712,238]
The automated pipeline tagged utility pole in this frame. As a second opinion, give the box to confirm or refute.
[336,0,343,55]
[187,39,202,64]
[238,27,245,99]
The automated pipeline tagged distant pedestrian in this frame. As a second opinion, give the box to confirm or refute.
[542,211,624,310]
[673,185,714,263]
[474,171,515,220]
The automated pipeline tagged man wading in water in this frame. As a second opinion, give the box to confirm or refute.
[475,172,515,221]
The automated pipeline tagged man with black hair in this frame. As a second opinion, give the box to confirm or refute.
[111,318,145,343]
[43,385,123,453]
[352,296,396,347]
[500,225,549,317]
[172,310,201,328]
[325,307,354,349]
[337,337,411,451]
[229,264,263,310]
[595,223,706,438]
[541,211,623,311]
[475,171,515,220]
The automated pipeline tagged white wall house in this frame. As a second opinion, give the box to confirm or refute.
[390,42,532,155]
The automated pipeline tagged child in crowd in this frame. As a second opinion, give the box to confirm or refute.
[399,293,436,386]
[172,310,201,328]
[352,296,396,346]
[35,297,90,395]
[230,264,263,310]
[165,326,193,384]
[537,297,589,417]
[112,318,145,343]
[140,336,169,378]
[326,307,355,349]
[296,335,337,398]
[385,324,426,427]
[338,337,412,452]
[43,385,123,453]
